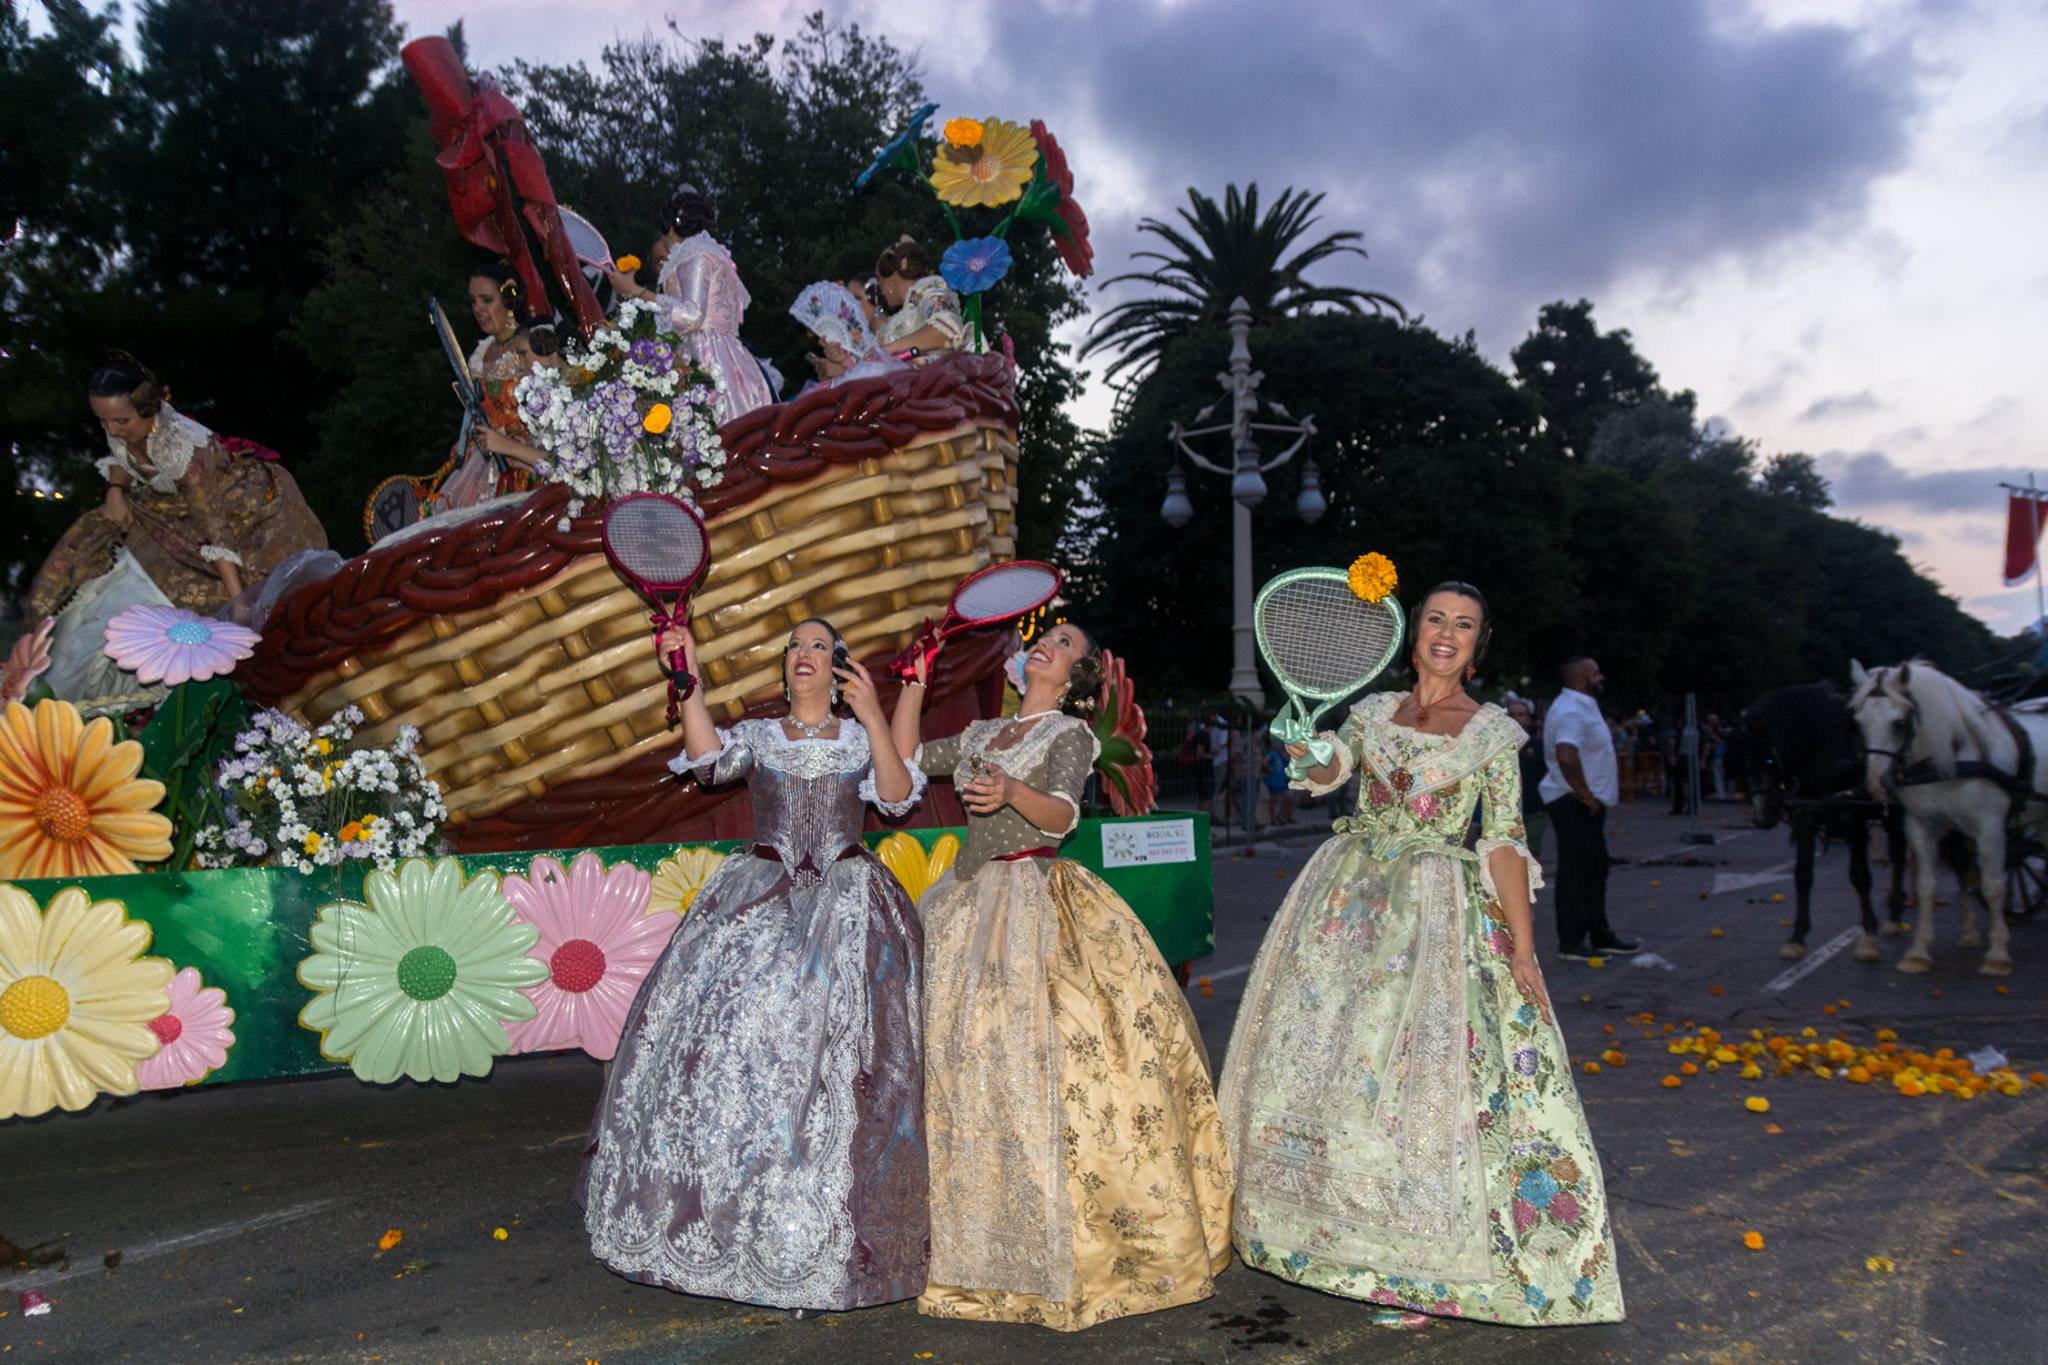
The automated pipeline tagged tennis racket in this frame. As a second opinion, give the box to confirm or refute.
[557,206,613,268]
[364,477,422,544]
[430,294,490,473]
[602,493,713,726]
[1255,567,1405,776]
[887,560,1063,683]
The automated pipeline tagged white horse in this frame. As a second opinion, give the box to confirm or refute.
[1848,659,2047,975]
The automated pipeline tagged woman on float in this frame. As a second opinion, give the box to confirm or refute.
[1217,581,1624,1326]
[29,355,326,622]
[891,623,1233,1330]
[432,274,555,513]
[790,281,907,390]
[582,620,929,1314]
[605,185,773,425]
[872,236,965,364]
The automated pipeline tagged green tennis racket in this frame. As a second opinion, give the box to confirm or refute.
[1255,566,1406,776]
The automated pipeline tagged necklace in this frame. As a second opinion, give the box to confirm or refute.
[786,713,833,739]
[998,708,1060,745]
[1413,687,1466,727]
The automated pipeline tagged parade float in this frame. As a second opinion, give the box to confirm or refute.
[0,41,1203,1122]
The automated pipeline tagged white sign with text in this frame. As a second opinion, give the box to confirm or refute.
[1100,819,1197,869]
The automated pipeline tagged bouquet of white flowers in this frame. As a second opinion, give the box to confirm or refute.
[515,298,729,523]
[194,706,446,873]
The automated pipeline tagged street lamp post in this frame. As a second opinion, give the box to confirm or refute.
[1162,296,1323,705]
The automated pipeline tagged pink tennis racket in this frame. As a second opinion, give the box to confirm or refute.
[887,559,1063,683]
[602,493,712,725]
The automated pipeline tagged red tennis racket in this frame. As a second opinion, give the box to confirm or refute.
[602,493,712,725]
[888,559,1063,683]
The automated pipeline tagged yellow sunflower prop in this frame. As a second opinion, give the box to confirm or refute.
[0,886,173,1119]
[930,116,1037,209]
[0,700,172,879]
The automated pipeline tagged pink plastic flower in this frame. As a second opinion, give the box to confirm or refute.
[135,967,237,1090]
[501,852,680,1060]
[0,618,54,705]
[103,606,260,685]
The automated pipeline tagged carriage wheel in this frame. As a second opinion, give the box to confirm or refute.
[2004,830,2048,921]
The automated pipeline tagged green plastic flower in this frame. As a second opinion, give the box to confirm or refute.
[298,857,547,1084]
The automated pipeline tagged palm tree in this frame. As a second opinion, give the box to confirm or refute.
[1080,182,1405,391]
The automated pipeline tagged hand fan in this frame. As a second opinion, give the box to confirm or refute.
[1254,567,1405,775]
[887,560,1062,683]
[601,493,713,725]
[557,206,613,268]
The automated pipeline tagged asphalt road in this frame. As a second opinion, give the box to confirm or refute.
[4,801,2044,1364]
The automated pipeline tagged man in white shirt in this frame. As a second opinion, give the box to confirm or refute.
[1542,656,1638,960]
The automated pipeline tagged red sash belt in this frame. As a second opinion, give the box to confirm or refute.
[992,846,1059,862]
[752,843,865,881]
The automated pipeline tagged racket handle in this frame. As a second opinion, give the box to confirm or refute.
[1270,715,1335,779]
[887,618,942,683]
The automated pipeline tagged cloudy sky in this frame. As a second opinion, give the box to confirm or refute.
[401,0,2048,632]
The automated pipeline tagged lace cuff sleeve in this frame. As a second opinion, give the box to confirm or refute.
[200,545,245,566]
[1292,738,1355,796]
[1477,838,1545,904]
[668,724,753,786]
[859,762,927,817]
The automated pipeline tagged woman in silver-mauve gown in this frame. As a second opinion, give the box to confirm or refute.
[581,619,929,1310]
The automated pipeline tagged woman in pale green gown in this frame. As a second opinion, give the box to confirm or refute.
[1218,581,1624,1326]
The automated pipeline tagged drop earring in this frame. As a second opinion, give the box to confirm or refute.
[1466,662,1476,682]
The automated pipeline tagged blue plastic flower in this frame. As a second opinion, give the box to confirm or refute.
[1516,1168,1559,1209]
[855,101,939,189]
[941,236,1013,295]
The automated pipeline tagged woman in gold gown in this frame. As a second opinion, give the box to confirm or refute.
[891,623,1233,1330]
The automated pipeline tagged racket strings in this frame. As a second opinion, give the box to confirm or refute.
[604,500,708,591]
[1259,578,1400,695]
[953,564,1060,622]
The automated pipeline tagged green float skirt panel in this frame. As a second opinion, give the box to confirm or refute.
[0,813,1212,1092]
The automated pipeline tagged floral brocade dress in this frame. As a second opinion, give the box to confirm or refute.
[912,714,1234,1331]
[581,721,929,1310]
[1217,694,1624,1326]
[431,339,538,513]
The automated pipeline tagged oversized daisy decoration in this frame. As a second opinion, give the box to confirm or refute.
[0,886,173,1120]
[0,699,172,879]
[647,847,728,918]
[502,853,680,1061]
[135,966,237,1090]
[876,831,960,903]
[103,605,261,686]
[297,857,548,1084]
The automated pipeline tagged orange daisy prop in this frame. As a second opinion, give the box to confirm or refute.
[0,700,172,878]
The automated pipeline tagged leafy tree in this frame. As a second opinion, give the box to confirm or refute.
[1511,299,1665,461]
[1079,183,1404,392]
[1759,452,1832,510]
[1,0,410,590]
[1071,312,1554,696]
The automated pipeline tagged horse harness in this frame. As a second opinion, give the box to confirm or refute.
[1866,698,2043,811]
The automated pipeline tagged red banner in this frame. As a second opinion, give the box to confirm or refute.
[2005,493,2045,584]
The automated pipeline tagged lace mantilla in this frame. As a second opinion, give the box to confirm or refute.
[98,402,212,494]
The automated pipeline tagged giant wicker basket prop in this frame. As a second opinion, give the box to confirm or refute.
[243,354,1020,851]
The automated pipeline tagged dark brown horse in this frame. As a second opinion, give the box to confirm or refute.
[1735,683,1909,960]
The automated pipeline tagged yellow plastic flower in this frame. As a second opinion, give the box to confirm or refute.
[615,253,642,273]
[877,832,961,902]
[1346,552,1399,604]
[0,700,172,879]
[943,117,985,148]
[643,403,674,435]
[930,117,1036,208]
[648,847,728,917]
[0,886,173,1119]
[304,832,322,856]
